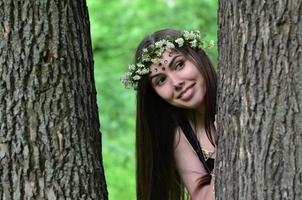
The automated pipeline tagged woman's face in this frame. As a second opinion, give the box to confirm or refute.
[149,50,207,110]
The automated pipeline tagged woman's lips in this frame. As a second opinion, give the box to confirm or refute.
[177,83,196,101]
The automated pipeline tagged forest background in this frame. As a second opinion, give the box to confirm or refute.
[87,0,217,199]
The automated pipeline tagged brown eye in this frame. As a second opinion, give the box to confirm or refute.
[154,76,167,86]
[175,61,184,70]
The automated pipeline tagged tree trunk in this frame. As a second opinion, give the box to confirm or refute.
[0,0,107,199]
[216,0,302,199]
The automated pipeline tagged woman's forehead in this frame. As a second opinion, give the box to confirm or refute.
[149,50,182,74]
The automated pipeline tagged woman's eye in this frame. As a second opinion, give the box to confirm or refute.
[175,61,184,70]
[155,76,166,86]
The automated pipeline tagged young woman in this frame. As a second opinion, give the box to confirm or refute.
[122,29,217,200]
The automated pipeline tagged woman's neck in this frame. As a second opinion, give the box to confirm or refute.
[186,108,206,127]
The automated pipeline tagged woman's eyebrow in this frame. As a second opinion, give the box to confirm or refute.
[167,54,181,69]
[149,73,160,81]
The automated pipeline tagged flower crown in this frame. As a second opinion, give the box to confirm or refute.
[121,30,214,89]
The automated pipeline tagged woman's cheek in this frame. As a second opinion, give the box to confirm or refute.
[156,87,172,102]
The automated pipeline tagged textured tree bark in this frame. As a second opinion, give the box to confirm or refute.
[216,0,302,199]
[0,0,107,199]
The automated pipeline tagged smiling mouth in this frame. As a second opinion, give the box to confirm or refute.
[177,83,196,99]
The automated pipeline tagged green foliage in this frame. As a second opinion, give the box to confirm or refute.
[87,0,217,199]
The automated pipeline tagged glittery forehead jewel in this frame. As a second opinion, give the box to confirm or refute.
[121,30,214,89]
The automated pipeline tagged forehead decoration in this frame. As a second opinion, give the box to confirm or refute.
[121,30,214,89]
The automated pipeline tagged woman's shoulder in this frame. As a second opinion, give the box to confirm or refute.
[173,126,188,150]
[173,126,199,160]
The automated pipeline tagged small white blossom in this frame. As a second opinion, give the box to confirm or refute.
[136,69,143,75]
[136,69,144,75]
[137,68,149,75]
[128,64,136,71]
[137,63,144,68]
[155,40,165,48]
[166,41,175,49]
[142,48,148,53]
[151,58,160,63]
[155,50,162,57]
[133,75,141,80]
[175,38,184,47]
[184,31,195,40]
[142,55,151,62]
[142,68,149,74]
[183,31,189,38]
[209,40,215,48]
[191,31,197,39]
[121,76,131,88]
[190,39,197,47]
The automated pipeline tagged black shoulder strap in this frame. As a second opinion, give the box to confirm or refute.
[178,118,211,174]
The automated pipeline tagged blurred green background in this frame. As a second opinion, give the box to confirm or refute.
[87,0,218,199]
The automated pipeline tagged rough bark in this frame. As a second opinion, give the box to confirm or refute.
[216,0,302,199]
[0,0,107,199]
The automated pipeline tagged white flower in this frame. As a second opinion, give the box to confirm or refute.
[209,40,215,48]
[184,31,195,40]
[155,50,162,57]
[151,58,160,63]
[142,48,148,53]
[132,75,141,80]
[155,40,165,48]
[128,64,136,71]
[175,38,184,47]
[142,68,149,74]
[184,30,199,41]
[190,39,197,47]
[142,55,151,62]
[166,41,175,49]
[121,76,131,88]
[137,68,149,75]
[137,63,144,68]
[183,30,189,38]
[190,33,196,39]
[136,69,143,75]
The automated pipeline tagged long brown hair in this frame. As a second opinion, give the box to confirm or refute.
[134,29,217,200]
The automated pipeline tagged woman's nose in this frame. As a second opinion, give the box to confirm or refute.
[171,77,184,91]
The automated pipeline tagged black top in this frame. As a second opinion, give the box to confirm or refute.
[205,158,214,173]
[178,118,214,174]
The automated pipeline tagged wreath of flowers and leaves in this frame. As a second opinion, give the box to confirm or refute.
[121,30,214,89]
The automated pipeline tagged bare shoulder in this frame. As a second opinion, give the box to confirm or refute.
[173,127,214,200]
[173,126,197,159]
[173,126,205,172]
